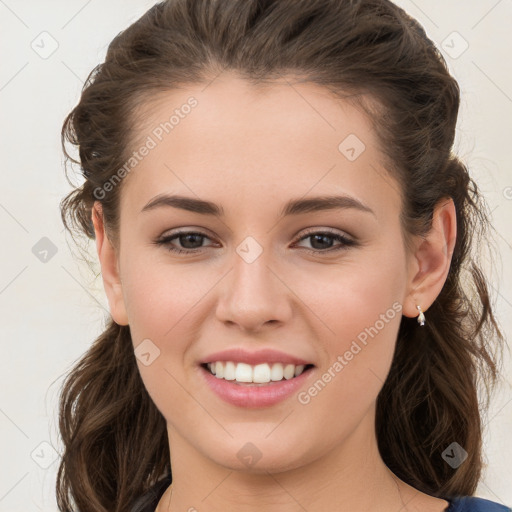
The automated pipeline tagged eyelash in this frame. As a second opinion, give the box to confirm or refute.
[154,229,357,255]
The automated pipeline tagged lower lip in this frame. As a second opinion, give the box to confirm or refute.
[200,365,314,408]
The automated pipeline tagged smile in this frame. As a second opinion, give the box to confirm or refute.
[204,361,312,384]
[199,361,316,408]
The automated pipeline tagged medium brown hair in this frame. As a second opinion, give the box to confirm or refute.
[57,0,506,510]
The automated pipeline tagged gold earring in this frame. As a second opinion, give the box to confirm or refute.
[416,305,426,326]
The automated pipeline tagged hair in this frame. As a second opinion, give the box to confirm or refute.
[57,0,507,510]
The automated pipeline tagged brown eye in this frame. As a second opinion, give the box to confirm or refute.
[155,231,214,254]
[294,230,357,254]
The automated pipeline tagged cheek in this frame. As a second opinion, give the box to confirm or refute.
[293,247,406,405]
[294,244,406,344]
[121,255,215,343]
[120,263,205,418]
[119,257,218,396]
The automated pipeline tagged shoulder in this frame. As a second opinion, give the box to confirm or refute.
[448,496,512,512]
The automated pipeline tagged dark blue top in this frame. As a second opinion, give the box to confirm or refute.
[447,497,511,512]
[130,473,512,512]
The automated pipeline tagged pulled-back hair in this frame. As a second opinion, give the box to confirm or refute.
[57,0,506,510]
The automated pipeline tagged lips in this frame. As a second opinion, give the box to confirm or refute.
[199,347,314,367]
[197,347,316,407]
[199,363,315,408]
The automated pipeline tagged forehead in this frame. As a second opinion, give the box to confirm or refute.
[119,74,401,221]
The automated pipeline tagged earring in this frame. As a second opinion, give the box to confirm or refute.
[416,305,426,326]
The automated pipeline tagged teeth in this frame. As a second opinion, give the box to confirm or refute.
[294,364,305,377]
[253,363,271,383]
[270,363,284,381]
[205,361,308,383]
[224,361,236,380]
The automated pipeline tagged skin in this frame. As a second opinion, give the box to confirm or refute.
[92,72,457,512]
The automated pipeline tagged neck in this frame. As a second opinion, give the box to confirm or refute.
[157,407,425,512]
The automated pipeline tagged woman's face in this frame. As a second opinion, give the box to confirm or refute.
[100,73,419,473]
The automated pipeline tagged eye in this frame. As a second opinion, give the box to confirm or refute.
[154,230,215,254]
[293,229,357,254]
[154,228,357,255]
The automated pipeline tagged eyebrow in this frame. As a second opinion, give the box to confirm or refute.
[141,193,375,217]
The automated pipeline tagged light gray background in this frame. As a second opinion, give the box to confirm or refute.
[0,1,511,510]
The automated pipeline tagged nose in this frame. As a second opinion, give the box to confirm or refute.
[215,246,293,333]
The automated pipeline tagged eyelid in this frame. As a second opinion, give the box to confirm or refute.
[293,226,354,241]
[155,226,357,255]
[155,228,218,247]
[291,227,356,252]
[156,226,216,242]
[156,226,353,243]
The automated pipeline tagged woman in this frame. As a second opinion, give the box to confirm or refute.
[57,0,510,511]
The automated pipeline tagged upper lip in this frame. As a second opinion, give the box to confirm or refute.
[199,348,314,366]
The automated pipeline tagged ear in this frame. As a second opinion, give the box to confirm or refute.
[91,201,129,326]
[402,197,457,319]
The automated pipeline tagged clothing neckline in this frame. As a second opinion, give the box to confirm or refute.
[140,475,462,512]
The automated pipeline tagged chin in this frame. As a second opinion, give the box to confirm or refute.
[197,434,313,474]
